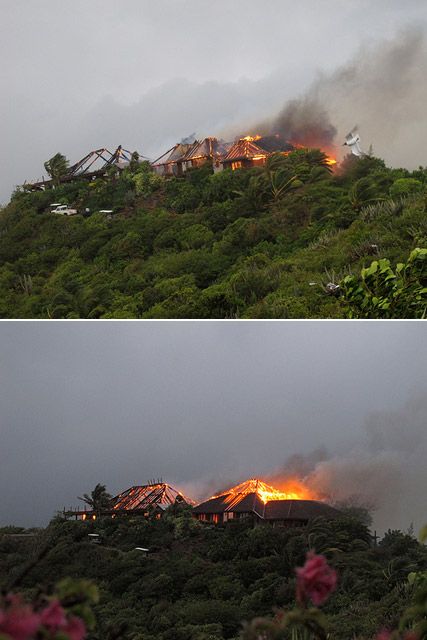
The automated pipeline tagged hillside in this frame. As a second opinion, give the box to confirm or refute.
[0,151,426,318]
[1,510,426,640]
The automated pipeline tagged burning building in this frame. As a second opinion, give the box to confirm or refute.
[151,142,196,177]
[111,482,193,514]
[182,137,231,173]
[221,135,295,171]
[151,132,335,175]
[152,137,231,176]
[220,136,269,171]
[65,482,193,520]
[65,477,339,528]
[193,478,340,527]
[152,133,298,175]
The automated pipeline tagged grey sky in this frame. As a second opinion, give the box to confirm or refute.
[0,321,425,534]
[1,0,426,202]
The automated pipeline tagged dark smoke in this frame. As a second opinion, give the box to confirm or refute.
[237,26,426,165]
[187,394,427,536]
[267,98,337,148]
[267,395,427,535]
[272,448,329,478]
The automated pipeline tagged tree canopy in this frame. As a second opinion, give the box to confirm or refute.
[1,509,426,640]
[78,483,112,517]
[43,152,69,186]
[1,151,426,318]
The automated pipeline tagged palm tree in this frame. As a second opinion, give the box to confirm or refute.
[264,153,300,203]
[301,148,333,171]
[349,177,384,210]
[78,483,112,518]
[44,153,69,186]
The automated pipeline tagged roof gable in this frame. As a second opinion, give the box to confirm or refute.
[112,483,192,511]
[223,139,268,162]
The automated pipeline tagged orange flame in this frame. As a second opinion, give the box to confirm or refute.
[290,141,337,168]
[240,136,337,167]
[211,477,318,504]
[241,134,262,142]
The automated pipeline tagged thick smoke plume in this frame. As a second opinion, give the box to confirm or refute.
[250,27,427,165]
[263,98,337,149]
[267,395,427,535]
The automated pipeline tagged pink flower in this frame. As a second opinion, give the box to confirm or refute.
[62,615,86,640]
[40,599,66,630]
[375,629,418,640]
[0,596,41,640]
[0,593,86,640]
[296,552,338,606]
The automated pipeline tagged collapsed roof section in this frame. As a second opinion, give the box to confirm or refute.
[182,137,231,163]
[26,145,139,191]
[222,135,295,166]
[255,134,295,153]
[152,137,232,175]
[67,145,135,177]
[152,142,197,168]
[64,482,194,521]
[222,138,268,164]
[112,482,194,512]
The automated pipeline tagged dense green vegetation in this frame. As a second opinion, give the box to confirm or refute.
[1,508,426,640]
[1,151,426,318]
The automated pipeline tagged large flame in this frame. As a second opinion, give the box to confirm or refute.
[290,141,337,168]
[240,135,337,167]
[324,154,337,166]
[211,477,318,504]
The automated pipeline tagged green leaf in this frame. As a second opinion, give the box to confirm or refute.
[365,261,378,276]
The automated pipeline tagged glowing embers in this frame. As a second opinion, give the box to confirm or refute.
[112,482,193,512]
[325,155,337,166]
[241,135,262,142]
[222,138,268,167]
[212,477,317,506]
[290,141,337,168]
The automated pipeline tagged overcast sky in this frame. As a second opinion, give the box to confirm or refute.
[1,0,426,202]
[0,321,425,534]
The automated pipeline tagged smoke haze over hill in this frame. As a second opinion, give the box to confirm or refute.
[234,27,427,164]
